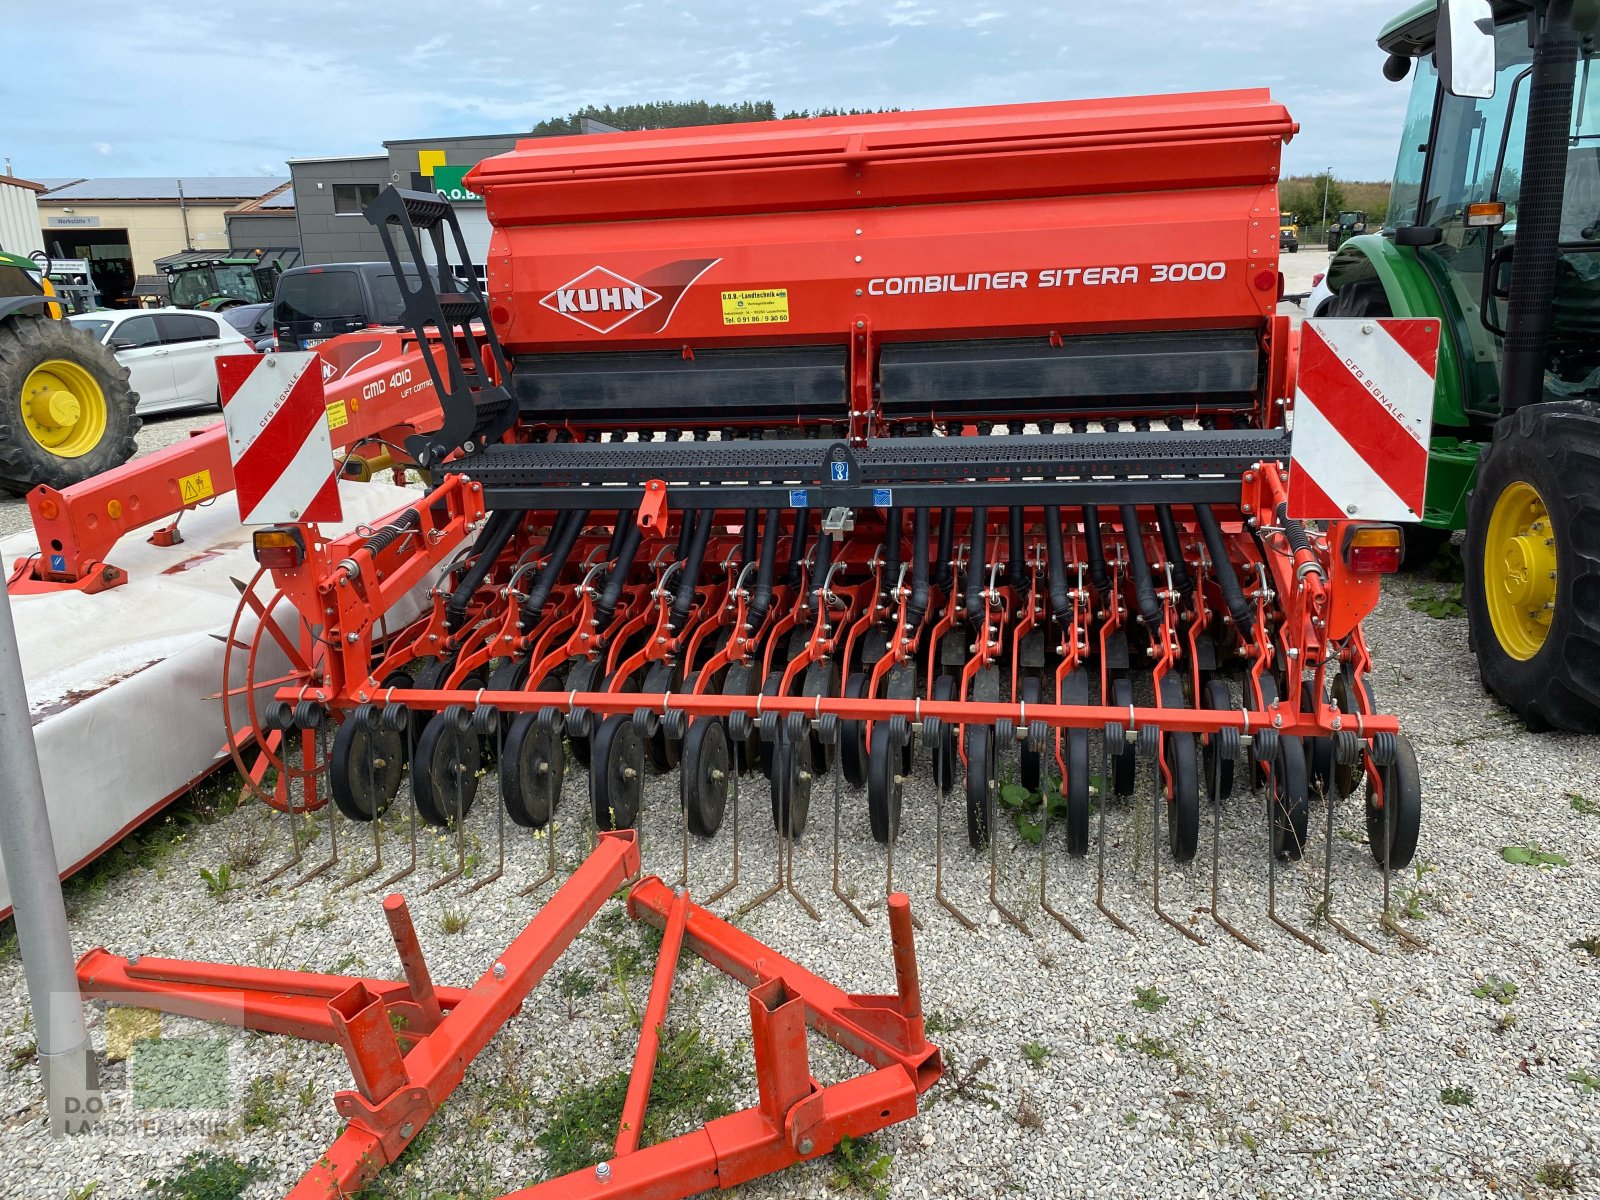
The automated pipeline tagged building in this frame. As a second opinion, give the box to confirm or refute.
[0,173,46,257]
[36,176,286,306]
[226,181,300,256]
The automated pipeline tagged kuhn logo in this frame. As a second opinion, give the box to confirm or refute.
[541,266,663,334]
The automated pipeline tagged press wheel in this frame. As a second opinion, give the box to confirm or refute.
[867,722,903,844]
[681,717,731,837]
[1301,680,1334,797]
[591,714,645,831]
[930,675,957,794]
[565,658,601,769]
[770,735,813,838]
[1060,668,1090,856]
[500,711,564,828]
[1110,676,1136,797]
[757,670,783,779]
[801,659,840,777]
[412,710,481,828]
[965,724,995,849]
[1201,677,1235,803]
[329,715,403,822]
[1367,734,1421,869]
[642,662,683,772]
[1271,734,1310,861]
[839,671,870,787]
[722,662,759,773]
[1018,675,1044,792]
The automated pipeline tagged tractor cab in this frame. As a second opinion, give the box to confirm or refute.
[163,256,280,311]
[1327,210,1369,249]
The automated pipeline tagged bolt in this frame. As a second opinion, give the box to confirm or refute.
[1346,504,1358,515]
[595,1162,612,1182]
[289,509,300,520]
[346,632,360,644]
[856,320,865,329]
[622,767,638,781]
[1361,322,1374,334]
[493,962,507,980]
[401,1122,414,1138]
[798,1138,815,1156]
[127,953,141,966]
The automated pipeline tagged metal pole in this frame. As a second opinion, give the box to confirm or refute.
[0,551,100,1134]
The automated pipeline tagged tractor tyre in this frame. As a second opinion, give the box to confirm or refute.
[0,313,140,495]
[1462,402,1600,732]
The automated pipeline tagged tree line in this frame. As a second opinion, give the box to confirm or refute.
[530,101,899,136]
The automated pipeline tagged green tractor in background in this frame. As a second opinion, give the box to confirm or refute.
[1318,0,1599,731]
[1326,209,1370,250]
[165,255,281,311]
[0,249,139,495]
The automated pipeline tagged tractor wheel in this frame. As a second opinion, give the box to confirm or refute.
[1463,402,1600,732]
[1314,275,1391,320]
[0,313,140,495]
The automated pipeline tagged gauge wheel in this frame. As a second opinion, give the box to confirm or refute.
[1018,674,1044,792]
[591,714,644,831]
[329,713,403,822]
[500,710,564,828]
[866,721,903,845]
[965,723,995,849]
[1110,676,1136,797]
[1060,668,1090,856]
[770,735,813,839]
[1367,734,1421,870]
[680,717,731,837]
[412,709,481,828]
[1201,677,1235,803]
[839,670,871,787]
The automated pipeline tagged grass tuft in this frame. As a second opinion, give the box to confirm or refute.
[143,1152,263,1200]
[1439,1085,1476,1107]
[1132,985,1169,1014]
[829,1134,893,1199]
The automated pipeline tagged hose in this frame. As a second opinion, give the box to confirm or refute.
[1044,505,1071,623]
[445,509,519,631]
[741,508,758,569]
[1154,504,1193,597]
[907,507,931,629]
[606,511,634,561]
[933,507,954,588]
[1008,506,1026,586]
[785,509,810,588]
[809,521,834,609]
[883,507,903,588]
[749,508,782,628]
[670,510,714,632]
[522,508,588,627]
[595,518,642,628]
[1195,504,1255,637]
[1083,504,1111,592]
[1119,504,1162,625]
[965,506,989,620]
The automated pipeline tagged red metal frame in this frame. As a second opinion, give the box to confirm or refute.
[75,832,941,1200]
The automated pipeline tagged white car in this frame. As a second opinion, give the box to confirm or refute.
[68,308,253,414]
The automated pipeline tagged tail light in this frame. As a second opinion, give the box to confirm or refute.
[1342,524,1403,574]
[1312,272,1325,287]
[253,526,306,570]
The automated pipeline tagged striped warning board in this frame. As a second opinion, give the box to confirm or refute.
[218,352,342,527]
[1287,318,1439,522]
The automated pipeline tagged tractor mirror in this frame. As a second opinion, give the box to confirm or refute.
[1437,0,1496,99]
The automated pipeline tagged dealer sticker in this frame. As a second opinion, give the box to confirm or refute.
[722,288,789,325]
[326,399,349,431]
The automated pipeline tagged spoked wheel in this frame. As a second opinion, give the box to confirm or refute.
[1367,734,1421,870]
[1159,673,1200,863]
[930,675,957,794]
[501,711,564,828]
[1201,677,1235,803]
[1301,680,1334,797]
[722,663,759,773]
[770,735,813,838]
[1060,668,1090,856]
[566,658,602,769]
[412,708,482,828]
[867,722,904,844]
[1110,676,1136,797]
[591,714,645,831]
[680,717,731,837]
[641,662,683,772]
[802,659,841,777]
[839,671,870,787]
[965,724,995,849]
[1018,675,1044,792]
[329,709,404,822]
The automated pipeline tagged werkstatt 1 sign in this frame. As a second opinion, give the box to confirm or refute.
[432,164,482,203]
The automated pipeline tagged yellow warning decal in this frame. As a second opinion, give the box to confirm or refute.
[179,469,214,505]
[326,399,349,431]
[721,288,789,326]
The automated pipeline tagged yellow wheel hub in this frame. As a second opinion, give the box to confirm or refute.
[1483,480,1558,661]
[20,358,107,459]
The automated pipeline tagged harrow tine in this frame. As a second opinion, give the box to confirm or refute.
[832,760,871,926]
[1037,767,1085,942]
[1320,753,1380,954]
[1209,776,1262,951]
[785,818,821,921]
[464,714,506,894]
[338,732,383,890]
[933,774,978,931]
[1147,731,1203,945]
[987,731,1029,935]
[259,768,305,887]
[1094,726,1134,937]
[372,721,420,893]
[291,729,339,890]
[423,728,469,894]
[1262,754,1326,954]
[705,745,741,905]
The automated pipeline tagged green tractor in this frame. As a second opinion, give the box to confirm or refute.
[1318,0,1599,730]
[1326,209,1369,250]
[0,249,139,495]
[164,255,281,311]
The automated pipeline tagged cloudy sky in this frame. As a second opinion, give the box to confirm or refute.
[4,0,1416,182]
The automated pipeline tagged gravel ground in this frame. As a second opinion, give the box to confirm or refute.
[3,251,1597,1198]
